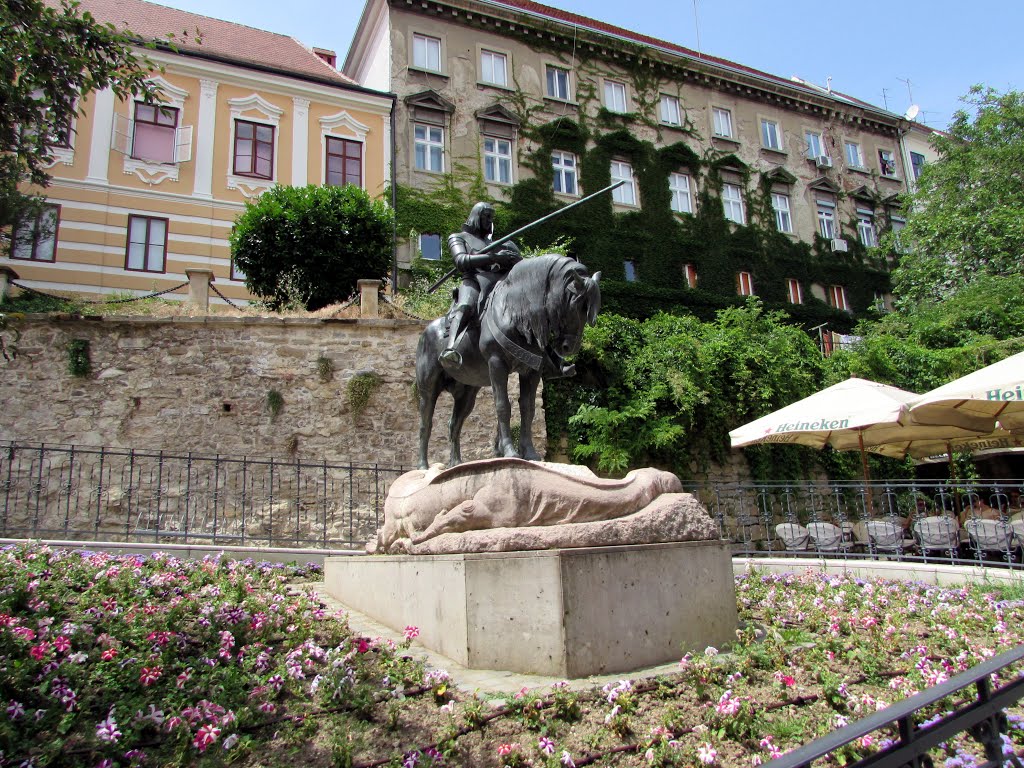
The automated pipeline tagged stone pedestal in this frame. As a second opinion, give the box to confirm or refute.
[325,540,737,678]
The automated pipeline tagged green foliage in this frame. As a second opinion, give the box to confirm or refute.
[893,86,1024,307]
[230,185,393,311]
[266,388,283,420]
[316,355,334,383]
[346,371,382,417]
[66,338,90,378]
[1,0,166,229]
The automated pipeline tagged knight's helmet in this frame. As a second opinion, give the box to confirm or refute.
[464,202,494,238]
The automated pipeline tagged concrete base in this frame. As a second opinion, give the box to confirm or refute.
[324,541,737,678]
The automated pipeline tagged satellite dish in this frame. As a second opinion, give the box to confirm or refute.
[904,104,920,120]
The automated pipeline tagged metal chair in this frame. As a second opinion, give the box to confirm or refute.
[806,521,846,553]
[963,519,1018,562]
[913,516,961,560]
[775,522,810,552]
[864,520,914,558]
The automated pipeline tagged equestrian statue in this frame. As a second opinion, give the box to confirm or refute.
[415,183,621,469]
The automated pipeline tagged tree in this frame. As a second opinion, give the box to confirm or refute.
[892,86,1024,307]
[230,184,395,311]
[1,0,164,229]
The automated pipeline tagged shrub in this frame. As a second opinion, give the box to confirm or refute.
[230,185,394,311]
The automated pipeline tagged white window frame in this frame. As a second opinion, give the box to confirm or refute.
[225,93,283,198]
[721,183,745,224]
[712,107,733,138]
[737,271,754,296]
[113,76,192,186]
[419,233,442,261]
[878,148,898,178]
[828,285,850,311]
[805,130,824,160]
[910,151,926,180]
[771,192,792,233]
[479,49,508,87]
[683,263,698,289]
[552,150,578,196]
[844,140,864,169]
[760,118,782,151]
[603,80,628,113]
[414,122,445,173]
[857,208,877,247]
[412,33,442,72]
[610,160,637,206]
[483,135,513,185]
[624,260,638,282]
[786,278,803,305]
[817,199,837,240]
[660,95,682,126]
[891,216,908,253]
[545,65,571,101]
[669,172,693,214]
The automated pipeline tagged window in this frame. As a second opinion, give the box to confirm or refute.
[721,183,745,224]
[624,260,637,282]
[737,271,754,296]
[414,123,444,172]
[712,107,733,138]
[786,278,803,305]
[412,33,441,71]
[817,200,837,239]
[132,102,178,164]
[827,285,849,311]
[760,119,782,151]
[610,161,636,205]
[325,136,362,187]
[11,204,59,262]
[546,66,570,100]
[419,233,442,261]
[891,216,908,252]
[660,95,681,126]
[878,149,897,177]
[857,209,877,246]
[603,80,627,113]
[910,151,926,180]
[844,141,864,169]
[480,50,507,87]
[683,263,697,289]
[552,151,577,196]
[805,130,824,159]
[230,259,246,281]
[483,136,512,184]
[873,291,890,313]
[771,193,792,233]
[669,172,693,214]
[125,215,167,273]
[233,119,274,179]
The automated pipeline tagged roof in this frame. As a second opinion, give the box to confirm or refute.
[75,0,358,87]
[489,0,895,118]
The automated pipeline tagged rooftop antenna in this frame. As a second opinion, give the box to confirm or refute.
[691,0,702,58]
[881,87,890,110]
[897,77,914,104]
[825,76,832,94]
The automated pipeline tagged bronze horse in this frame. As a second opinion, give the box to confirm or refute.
[416,255,601,469]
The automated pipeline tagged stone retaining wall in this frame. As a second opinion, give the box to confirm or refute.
[0,314,540,466]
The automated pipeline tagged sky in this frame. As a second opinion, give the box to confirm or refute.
[152,0,1020,131]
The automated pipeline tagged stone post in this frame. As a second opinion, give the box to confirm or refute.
[185,269,214,310]
[0,267,19,303]
[357,279,381,319]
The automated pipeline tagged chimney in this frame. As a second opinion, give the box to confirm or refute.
[313,48,337,68]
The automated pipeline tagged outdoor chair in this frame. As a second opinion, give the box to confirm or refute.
[1012,520,1024,550]
[774,522,810,552]
[912,516,961,560]
[963,519,1019,563]
[806,522,846,553]
[864,520,915,558]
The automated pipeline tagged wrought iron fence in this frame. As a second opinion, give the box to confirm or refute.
[0,442,407,549]
[693,478,1024,569]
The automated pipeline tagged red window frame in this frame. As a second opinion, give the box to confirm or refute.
[132,102,179,163]
[827,285,849,311]
[125,214,168,274]
[786,278,803,304]
[737,271,754,296]
[325,136,363,187]
[683,263,697,289]
[233,119,274,179]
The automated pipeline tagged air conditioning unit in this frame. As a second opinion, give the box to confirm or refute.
[830,238,848,252]
[815,155,833,169]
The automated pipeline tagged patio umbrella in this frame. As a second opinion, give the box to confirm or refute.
[729,377,986,510]
[910,351,1024,433]
[898,427,1024,464]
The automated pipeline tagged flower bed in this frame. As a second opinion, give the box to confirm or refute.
[1,543,1022,767]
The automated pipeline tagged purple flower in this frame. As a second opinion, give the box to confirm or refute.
[538,736,556,755]
[96,708,122,743]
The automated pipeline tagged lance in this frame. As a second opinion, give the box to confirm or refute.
[426,180,625,294]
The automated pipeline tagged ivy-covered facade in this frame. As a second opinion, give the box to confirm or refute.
[344,0,910,329]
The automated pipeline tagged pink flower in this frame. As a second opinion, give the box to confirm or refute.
[697,743,717,765]
[356,638,370,653]
[96,708,122,743]
[403,625,420,641]
[54,635,71,653]
[497,743,518,756]
[140,666,162,686]
[7,700,25,719]
[29,641,51,661]
[539,736,555,755]
[101,648,118,661]
[193,723,221,752]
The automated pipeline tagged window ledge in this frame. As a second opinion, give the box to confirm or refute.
[846,166,870,175]
[880,173,901,182]
[227,174,274,199]
[660,121,684,129]
[477,81,514,92]
[43,146,75,168]
[408,66,449,79]
[712,134,740,146]
[761,146,787,157]
[543,96,578,108]
[553,190,581,201]
[123,157,180,185]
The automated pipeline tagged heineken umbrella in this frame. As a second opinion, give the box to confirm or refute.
[896,427,1024,464]
[910,351,1024,433]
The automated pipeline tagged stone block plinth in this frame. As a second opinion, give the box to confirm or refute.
[324,541,737,678]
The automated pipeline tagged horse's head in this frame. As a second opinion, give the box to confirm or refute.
[552,268,601,358]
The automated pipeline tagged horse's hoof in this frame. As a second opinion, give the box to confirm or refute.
[521,450,542,461]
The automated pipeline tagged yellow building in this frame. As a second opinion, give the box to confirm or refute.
[5,0,394,305]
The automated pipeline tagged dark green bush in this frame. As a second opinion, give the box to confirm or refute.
[230,184,394,311]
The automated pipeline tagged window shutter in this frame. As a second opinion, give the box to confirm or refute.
[175,125,193,163]
[111,113,133,155]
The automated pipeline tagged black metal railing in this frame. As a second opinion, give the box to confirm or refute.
[0,442,406,549]
[769,643,1024,768]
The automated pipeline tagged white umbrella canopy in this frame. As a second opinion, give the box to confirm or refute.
[897,427,1024,464]
[910,351,1024,433]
